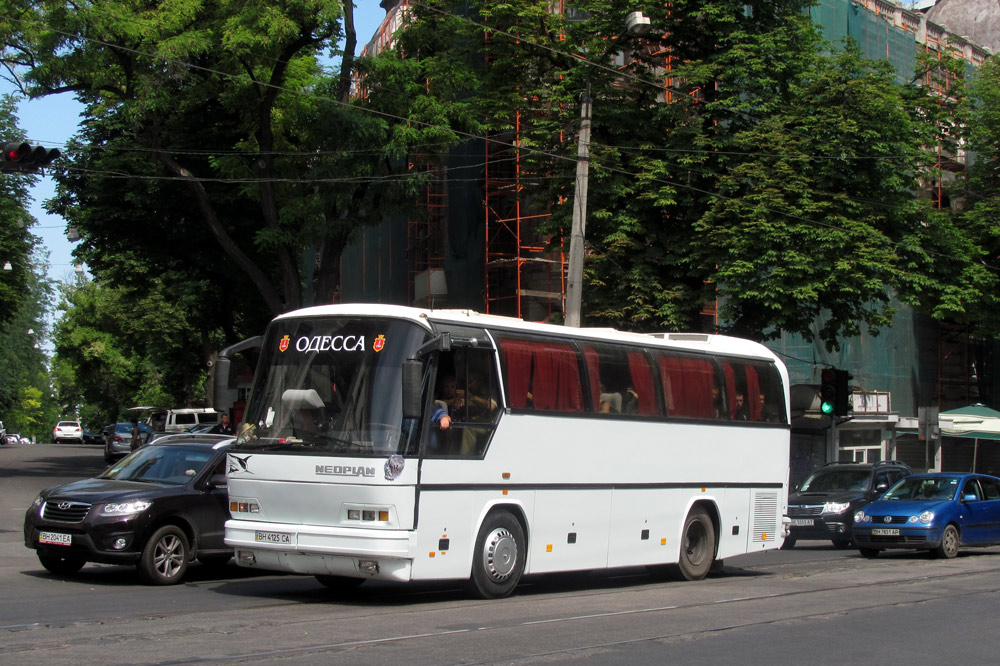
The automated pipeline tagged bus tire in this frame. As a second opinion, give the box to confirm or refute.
[467,510,525,599]
[675,506,716,581]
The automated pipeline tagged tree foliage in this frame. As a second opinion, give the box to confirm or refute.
[0,93,38,328]
[390,0,998,349]
[0,246,59,437]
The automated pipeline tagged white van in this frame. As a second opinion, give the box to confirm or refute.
[150,408,221,434]
[130,406,222,437]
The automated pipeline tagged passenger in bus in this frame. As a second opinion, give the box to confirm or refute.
[733,392,751,421]
[599,383,622,413]
[712,387,725,418]
[622,386,639,414]
[428,377,456,453]
[759,393,780,423]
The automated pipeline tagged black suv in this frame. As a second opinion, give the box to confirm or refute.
[24,435,233,584]
[785,460,912,548]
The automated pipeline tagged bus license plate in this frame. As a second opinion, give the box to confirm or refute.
[871,528,900,536]
[791,519,814,527]
[255,530,292,545]
[39,531,72,546]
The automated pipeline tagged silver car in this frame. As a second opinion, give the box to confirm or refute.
[103,422,152,462]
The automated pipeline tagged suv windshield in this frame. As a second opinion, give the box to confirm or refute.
[234,316,428,456]
[100,445,216,485]
[800,469,870,493]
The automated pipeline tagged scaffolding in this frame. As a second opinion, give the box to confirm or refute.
[408,162,449,308]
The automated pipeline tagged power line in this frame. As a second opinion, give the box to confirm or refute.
[4,12,990,273]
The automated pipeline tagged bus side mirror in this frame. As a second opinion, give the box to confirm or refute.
[402,360,424,419]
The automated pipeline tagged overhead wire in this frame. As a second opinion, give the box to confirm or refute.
[3,10,993,271]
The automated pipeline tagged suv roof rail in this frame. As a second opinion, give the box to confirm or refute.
[874,460,908,467]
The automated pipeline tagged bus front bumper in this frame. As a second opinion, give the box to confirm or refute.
[225,519,415,581]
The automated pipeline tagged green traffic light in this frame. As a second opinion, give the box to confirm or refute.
[821,401,834,414]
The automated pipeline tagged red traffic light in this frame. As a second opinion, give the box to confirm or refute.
[2,141,60,172]
[4,142,30,161]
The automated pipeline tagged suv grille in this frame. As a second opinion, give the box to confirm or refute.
[42,500,91,522]
[789,505,824,516]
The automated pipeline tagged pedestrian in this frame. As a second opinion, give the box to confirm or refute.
[211,413,234,435]
[130,418,143,452]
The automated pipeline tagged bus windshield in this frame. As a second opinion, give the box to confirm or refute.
[234,316,428,456]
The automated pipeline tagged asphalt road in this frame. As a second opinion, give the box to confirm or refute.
[3,442,1000,665]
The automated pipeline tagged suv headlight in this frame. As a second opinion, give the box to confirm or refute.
[100,500,152,516]
[823,501,851,514]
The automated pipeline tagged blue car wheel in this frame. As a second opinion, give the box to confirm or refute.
[933,524,959,559]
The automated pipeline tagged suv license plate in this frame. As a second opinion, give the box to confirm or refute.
[791,519,814,527]
[39,531,72,546]
[255,530,292,544]
[871,528,900,536]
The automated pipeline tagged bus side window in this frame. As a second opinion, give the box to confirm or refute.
[580,343,660,416]
[498,336,584,413]
[655,353,719,419]
[428,348,502,458]
[719,360,786,424]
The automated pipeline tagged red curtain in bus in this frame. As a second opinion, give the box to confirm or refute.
[626,351,658,415]
[722,362,762,421]
[746,365,761,421]
[723,363,737,418]
[532,341,583,412]
[658,355,715,418]
[581,345,602,411]
[497,338,533,409]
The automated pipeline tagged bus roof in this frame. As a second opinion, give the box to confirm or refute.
[273,304,781,363]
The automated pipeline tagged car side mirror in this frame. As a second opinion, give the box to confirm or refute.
[875,483,888,493]
[962,493,978,502]
[208,474,228,489]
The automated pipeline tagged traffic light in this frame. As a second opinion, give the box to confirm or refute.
[833,368,852,416]
[820,368,836,415]
[2,142,60,173]
[820,367,853,416]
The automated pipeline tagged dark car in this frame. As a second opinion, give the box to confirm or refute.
[82,429,103,445]
[103,421,153,462]
[785,460,912,548]
[24,435,234,585]
[853,473,1000,558]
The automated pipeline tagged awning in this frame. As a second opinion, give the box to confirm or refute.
[938,404,1000,471]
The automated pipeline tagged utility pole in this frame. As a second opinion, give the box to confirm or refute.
[564,12,649,327]
[565,81,592,328]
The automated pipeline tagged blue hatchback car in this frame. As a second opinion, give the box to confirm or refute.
[853,473,1000,559]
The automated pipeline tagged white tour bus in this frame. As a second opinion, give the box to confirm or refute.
[225,304,790,598]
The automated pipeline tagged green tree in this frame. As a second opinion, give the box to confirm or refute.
[0,246,58,438]
[51,272,225,422]
[391,0,994,349]
[952,55,1000,336]
[0,94,37,329]
[17,0,445,317]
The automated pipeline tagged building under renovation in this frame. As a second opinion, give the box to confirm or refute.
[341,0,998,481]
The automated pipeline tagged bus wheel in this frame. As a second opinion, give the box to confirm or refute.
[467,511,525,599]
[676,506,716,581]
